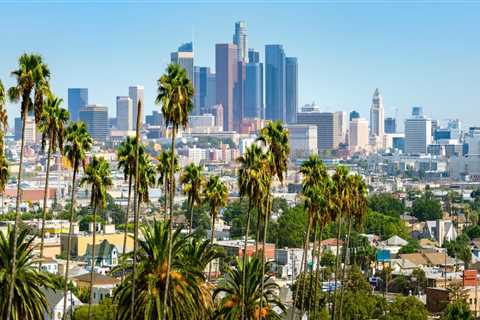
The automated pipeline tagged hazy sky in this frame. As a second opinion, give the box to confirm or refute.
[0,1,479,128]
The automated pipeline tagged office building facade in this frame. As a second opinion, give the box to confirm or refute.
[349,118,369,150]
[265,44,286,122]
[171,42,194,81]
[297,111,339,151]
[244,60,263,119]
[405,117,432,154]
[385,117,397,134]
[68,88,88,121]
[116,96,133,131]
[216,43,238,131]
[233,21,247,62]
[286,124,318,158]
[79,105,109,141]
[285,57,298,124]
[129,86,144,130]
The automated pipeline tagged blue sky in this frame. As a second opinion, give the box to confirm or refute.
[0,1,479,128]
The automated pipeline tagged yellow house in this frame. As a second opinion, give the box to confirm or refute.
[61,232,134,258]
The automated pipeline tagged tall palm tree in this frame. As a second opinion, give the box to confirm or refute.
[0,79,7,153]
[213,256,286,320]
[156,150,179,219]
[62,121,92,317]
[256,120,289,311]
[0,155,9,212]
[117,137,144,281]
[156,63,194,319]
[37,95,69,266]
[204,175,228,281]
[237,144,269,320]
[180,163,205,234]
[0,226,55,319]
[80,156,112,320]
[114,220,222,319]
[6,53,50,320]
[137,151,157,214]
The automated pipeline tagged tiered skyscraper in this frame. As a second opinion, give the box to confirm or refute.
[369,88,385,146]
[171,42,194,81]
[244,49,263,119]
[233,21,247,63]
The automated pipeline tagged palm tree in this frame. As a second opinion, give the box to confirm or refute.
[156,63,194,319]
[0,226,55,319]
[117,137,145,281]
[204,175,228,281]
[237,144,269,320]
[37,95,69,266]
[180,163,205,234]
[62,121,93,317]
[6,53,50,320]
[137,151,157,214]
[213,256,286,320]
[80,156,112,319]
[0,79,7,153]
[0,155,8,212]
[256,120,289,310]
[156,150,179,219]
[114,220,222,319]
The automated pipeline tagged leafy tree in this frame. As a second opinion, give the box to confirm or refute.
[364,210,411,240]
[441,300,474,320]
[411,191,443,221]
[73,298,116,320]
[383,296,428,320]
[464,224,480,239]
[291,272,327,318]
[268,205,307,247]
[399,238,421,254]
[368,193,405,217]
[444,234,472,267]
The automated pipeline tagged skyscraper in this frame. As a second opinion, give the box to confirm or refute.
[129,85,144,129]
[349,110,360,121]
[349,118,369,150]
[412,106,423,117]
[233,21,247,62]
[248,49,260,63]
[405,117,432,154]
[116,96,133,130]
[216,43,238,131]
[297,111,340,151]
[265,44,286,122]
[384,117,397,134]
[244,56,263,119]
[68,88,88,121]
[194,66,216,115]
[234,61,247,132]
[285,57,298,124]
[370,88,384,140]
[79,105,109,141]
[171,42,194,81]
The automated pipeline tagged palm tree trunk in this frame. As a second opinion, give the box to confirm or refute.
[163,127,176,320]
[260,195,271,320]
[331,213,343,320]
[6,108,27,320]
[299,216,313,319]
[307,221,318,318]
[163,176,168,222]
[121,172,133,282]
[131,101,142,320]
[62,159,79,318]
[208,210,216,281]
[313,223,324,320]
[242,201,252,320]
[88,202,98,320]
[188,196,194,235]
[255,212,261,253]
[291,216,309,320]
[39,136,53,269]
[338,217,353,320]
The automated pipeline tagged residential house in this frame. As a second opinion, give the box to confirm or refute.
[320,239,344,256]
[83,239,118,268]
[43,288,82,320]
[72,273,120,304]
[423,219,458,246]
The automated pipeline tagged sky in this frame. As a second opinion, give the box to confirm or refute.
[0,1,479,129]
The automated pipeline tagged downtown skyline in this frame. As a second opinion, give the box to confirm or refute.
[0,2,479,127]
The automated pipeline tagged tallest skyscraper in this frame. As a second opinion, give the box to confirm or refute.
[233,21,247,62]
[369,88,385,147]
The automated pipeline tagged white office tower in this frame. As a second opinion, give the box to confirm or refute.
[285,124,318,158]
[349,118,369,151]
[24,115,36,144]
[369,88,385,148]
[233,21,247,62]
[405,117,432,154]
[116,96,133,130]
[335,111,348,144]
[129,85,145,129]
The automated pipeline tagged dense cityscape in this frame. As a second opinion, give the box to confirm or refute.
[0,10,479,320]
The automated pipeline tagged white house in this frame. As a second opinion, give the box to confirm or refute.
[43,288,82,320]
[423,220,458,246]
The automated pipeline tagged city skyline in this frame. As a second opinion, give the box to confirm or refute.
[0,2,479,127]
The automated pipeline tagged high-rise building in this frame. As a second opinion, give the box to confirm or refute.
[248,49,260,63]
[216,43,238,131]
[404,117,432,154]
[14,115,36,143]
[211,104,224,130]
[129,85,144,129]
[349,110,360,121]
[194,67,216,115]
[335,111,348,144]
[370,88,384,139]
[297,111,339,151]
[244,54,263,119]
[412,106,423,117]
[285,124,318,158]
[384,117,397,134]
[145,111,163,126]
[171,42,194,81]
[265,45,286,122]
[68,88,88,121]
[285,57,298,124]
[79,105,109,141]
[233,21,247,62]
[116,96,133,131]
[349,118,369,150]
[234,61,247,132]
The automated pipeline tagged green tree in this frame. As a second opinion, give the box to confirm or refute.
[412,191,443,221]
[368,193,405,217]
[62,121,93,315]
[0,226,55,319]
[80,156,112,319]
[383,296,428,320]
[442,300,474,320]
[73,298,116,320]
[399,239,421,254]
[180,163,205,234]
[114,221,222,320]
[156,63,194,319]
[37,94,69,266]
[6,53,50,320]
[213,256,286,320]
